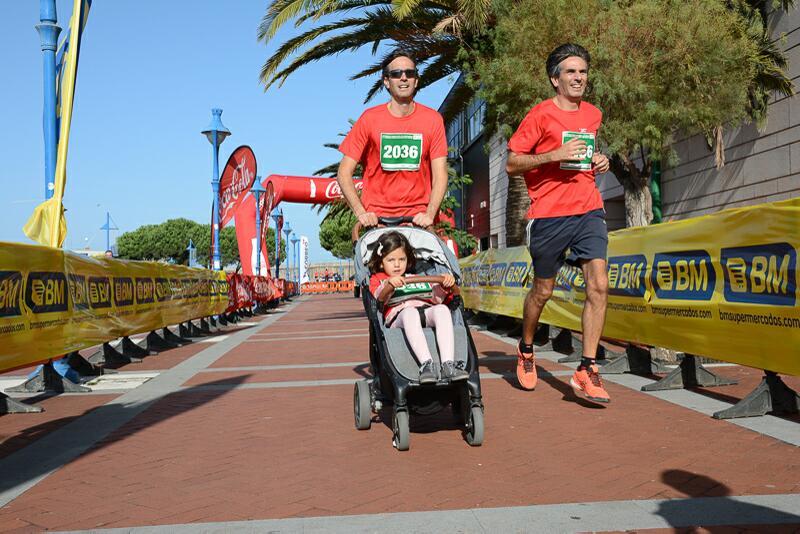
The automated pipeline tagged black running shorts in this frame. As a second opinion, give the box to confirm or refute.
[526,208,608,279]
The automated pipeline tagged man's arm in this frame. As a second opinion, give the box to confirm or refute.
[337,156,377,227]
[506,138,587,176]
[413,156,448,228]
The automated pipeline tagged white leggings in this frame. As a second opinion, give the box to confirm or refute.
[390,304,454,364]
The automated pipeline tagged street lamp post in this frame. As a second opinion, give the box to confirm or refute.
[271,209,282,279]
[187,239,197,267]
[37,0,61,199]
[251,178,266,277]
[290,236,300,291]
[201,108,231,271]
[100,212,118,254]
[282,222,292,280]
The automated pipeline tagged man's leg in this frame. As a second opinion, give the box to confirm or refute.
[521,277,556,345]
[579,258,608,358]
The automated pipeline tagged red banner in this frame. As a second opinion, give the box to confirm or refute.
[219,146,257,227]
[225,274,277,312]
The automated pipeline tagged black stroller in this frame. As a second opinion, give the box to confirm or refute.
[352,217,484,451]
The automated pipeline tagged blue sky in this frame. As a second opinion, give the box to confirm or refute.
[0,1,455,264]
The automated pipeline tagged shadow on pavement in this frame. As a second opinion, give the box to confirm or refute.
[0,374,251,495]
[656,469,800,531]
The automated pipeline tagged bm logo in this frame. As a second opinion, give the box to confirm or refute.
[0,271,23,317]
[88,277,112,309]
[67,274,89,311]
[721,243,796,306]
[607,255,646,297]
[651,250,715,301]
[114,277,135,306]
[136,277,155,304]
[25,271,68,313]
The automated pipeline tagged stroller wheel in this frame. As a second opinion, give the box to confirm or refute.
[354,380,372,430]
[392,409,410,451]
[465,406,484,447]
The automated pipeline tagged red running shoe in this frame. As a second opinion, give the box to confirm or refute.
[570,364,610,403]
[516,341,537,390]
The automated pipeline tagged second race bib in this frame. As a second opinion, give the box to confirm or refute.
[387,282,433,306]
[380,133,423,171]
[560,131,595,171]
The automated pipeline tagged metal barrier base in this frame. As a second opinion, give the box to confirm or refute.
[163,327,191,346]
[642,354,737,392]
[600,345,668,375]
[146,330,179,352]
[68,351,103,376]
[121,336,154,358]
[209,316,218,327]
[199,318,213,335]
[6,362,90,394]
[217,315,228,327]
[713,371,800,419]
[88,342,141,366]
[0,392,43,414]
[553,328,584,359]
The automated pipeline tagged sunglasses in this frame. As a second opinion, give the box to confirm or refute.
[386,68,418,79]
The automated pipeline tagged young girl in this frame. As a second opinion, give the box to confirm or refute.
[368,231,468,383]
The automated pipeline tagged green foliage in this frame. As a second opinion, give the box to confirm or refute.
[472,0,760,183]
[256,0,490,121]
[318,203,358,259]
[116,218,286,270]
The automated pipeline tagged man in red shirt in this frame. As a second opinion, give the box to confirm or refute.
[337,49,449,228]
[506,43,612,403]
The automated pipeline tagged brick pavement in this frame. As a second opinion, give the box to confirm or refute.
[0,294,797,532]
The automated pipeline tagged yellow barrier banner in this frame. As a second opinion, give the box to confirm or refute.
[0,242,228,373]
[459,198,800,376]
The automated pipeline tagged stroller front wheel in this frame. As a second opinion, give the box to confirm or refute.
[465,406,484,447]
[354,380,372,430]
[392,409,410,451]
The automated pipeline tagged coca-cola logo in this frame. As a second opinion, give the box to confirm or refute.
[324,180,363,199]
[219,146,257,225]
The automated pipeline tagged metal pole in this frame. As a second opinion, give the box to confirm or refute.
[37,0,61,199]
[255,193,262,276]
[105,212,110,251]
[211,129,221,270]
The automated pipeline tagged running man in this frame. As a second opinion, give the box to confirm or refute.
[337,49,448,227]
[506,43,612,403]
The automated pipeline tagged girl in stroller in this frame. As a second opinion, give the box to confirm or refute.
[368,231,469,383]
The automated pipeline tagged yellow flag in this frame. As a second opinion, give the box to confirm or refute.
[23,0,88,248]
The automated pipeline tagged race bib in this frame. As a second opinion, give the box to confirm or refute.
[560,131,595,171]
[387,282,433,306]
[380,133,423,171]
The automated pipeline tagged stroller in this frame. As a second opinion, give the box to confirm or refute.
[352,217,484,451]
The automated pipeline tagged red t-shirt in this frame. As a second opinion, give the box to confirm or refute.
[507,99,604,219]
[339,103,448,217]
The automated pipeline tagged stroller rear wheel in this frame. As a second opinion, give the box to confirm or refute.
[465,406,484,447]
[354,380,372,430]
[392,409,410,451]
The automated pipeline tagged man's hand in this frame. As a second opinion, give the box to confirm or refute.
[441,273,455,288]
[388,276,405,288]
[592,152,610,173]
[412,212,434,228]
[357,212,379,227]
[552,138,588,162]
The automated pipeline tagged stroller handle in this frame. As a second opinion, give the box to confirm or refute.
[351,216,417,243]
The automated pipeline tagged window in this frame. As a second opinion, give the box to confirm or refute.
[464,97,486,144]
[447,114,464,157]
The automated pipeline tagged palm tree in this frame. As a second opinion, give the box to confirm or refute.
[256,0,490,122]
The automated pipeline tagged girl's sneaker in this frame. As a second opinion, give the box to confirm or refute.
[418,360,437,384]
[516,340,537,390]
[570,364,610,403]
[441,361,468,381]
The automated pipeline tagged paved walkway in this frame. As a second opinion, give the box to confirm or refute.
[0,294,798,533]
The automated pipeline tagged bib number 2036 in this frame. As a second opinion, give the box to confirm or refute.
[380,133,423,171]
[560,131,595,171]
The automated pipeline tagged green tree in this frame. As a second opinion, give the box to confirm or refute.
[256,0,491,121]
[117,218,285,270]
[471,0,779,234]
